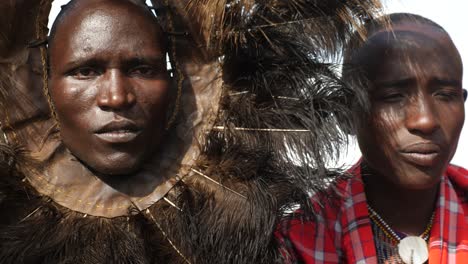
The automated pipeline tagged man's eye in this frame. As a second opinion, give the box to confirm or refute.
[70,67,100,79]
[129,66,163,78]
[434,88,462,101]
[375,93,405,103]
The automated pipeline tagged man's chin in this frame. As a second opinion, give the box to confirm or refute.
[398,174,442,191]
[97,162,142,176]
[68,144,154,177]
[79,156,144,178]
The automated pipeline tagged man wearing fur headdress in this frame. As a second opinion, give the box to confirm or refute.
[0,0,381,263]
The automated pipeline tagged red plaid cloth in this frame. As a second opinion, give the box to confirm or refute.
[276,163,468,263]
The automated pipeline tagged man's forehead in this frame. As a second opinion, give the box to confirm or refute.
[370,22,451,48]
[362,23,460,67]
[69,0,146,9]
[57,0,153,28]
[49,0,166,67]
[53,0,162,43]
[361,24,462,85]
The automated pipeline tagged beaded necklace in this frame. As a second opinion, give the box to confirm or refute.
[368,205,434,264]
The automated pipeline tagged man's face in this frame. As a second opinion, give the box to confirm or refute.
[356,23,465,189]
[48,2,170,175]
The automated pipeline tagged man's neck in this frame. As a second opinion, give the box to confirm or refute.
[362,165,439,236]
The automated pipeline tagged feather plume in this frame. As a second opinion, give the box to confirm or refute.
[170,0,383,208]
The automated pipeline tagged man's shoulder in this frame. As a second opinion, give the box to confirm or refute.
[276,170,363,264]
[313,163,364,209]
[447,164,468,175]
[446,164,468,190]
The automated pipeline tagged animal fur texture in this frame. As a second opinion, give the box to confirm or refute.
[184,0,383,202]
[0,0,382,263]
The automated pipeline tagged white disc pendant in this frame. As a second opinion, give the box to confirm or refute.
[398,236,429,264]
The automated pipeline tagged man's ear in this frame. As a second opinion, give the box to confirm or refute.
[463,89,467,102]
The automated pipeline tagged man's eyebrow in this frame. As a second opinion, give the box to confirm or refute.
[376,78,415,88]
[375,78,462,90]
[62,56,166,70]
[124,56,166,66]
[430,78,462,87]
[63,58,105,70]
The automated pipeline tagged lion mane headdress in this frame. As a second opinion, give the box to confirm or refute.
[0,0,381,263]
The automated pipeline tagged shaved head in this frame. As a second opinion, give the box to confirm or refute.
[342,13,461,106]
[48,0,165,66]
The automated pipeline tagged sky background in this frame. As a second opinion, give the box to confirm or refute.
[49,0,468,168]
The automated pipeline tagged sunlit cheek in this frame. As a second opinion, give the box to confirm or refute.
[51,81,85,108]
[65,86,82,97]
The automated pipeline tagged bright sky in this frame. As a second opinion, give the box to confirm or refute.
[49,0,468,168]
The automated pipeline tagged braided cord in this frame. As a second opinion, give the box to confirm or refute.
[163,0,184,130]
[36,0,58,122]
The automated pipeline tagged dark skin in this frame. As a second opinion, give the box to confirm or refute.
[355,23,465,235]
[48,0,170,176]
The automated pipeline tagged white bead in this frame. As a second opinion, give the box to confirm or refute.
[398,236,429,264]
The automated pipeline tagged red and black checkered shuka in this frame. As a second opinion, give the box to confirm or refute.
[277,162,468,263]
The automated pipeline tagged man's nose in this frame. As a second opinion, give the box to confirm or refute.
[405,97,440,135]
[97,70,136,111]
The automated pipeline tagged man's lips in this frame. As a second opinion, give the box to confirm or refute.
[399,142,441,167]
[94,120,142,143]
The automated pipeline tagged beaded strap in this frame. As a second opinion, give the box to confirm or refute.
[367,205,434,242]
